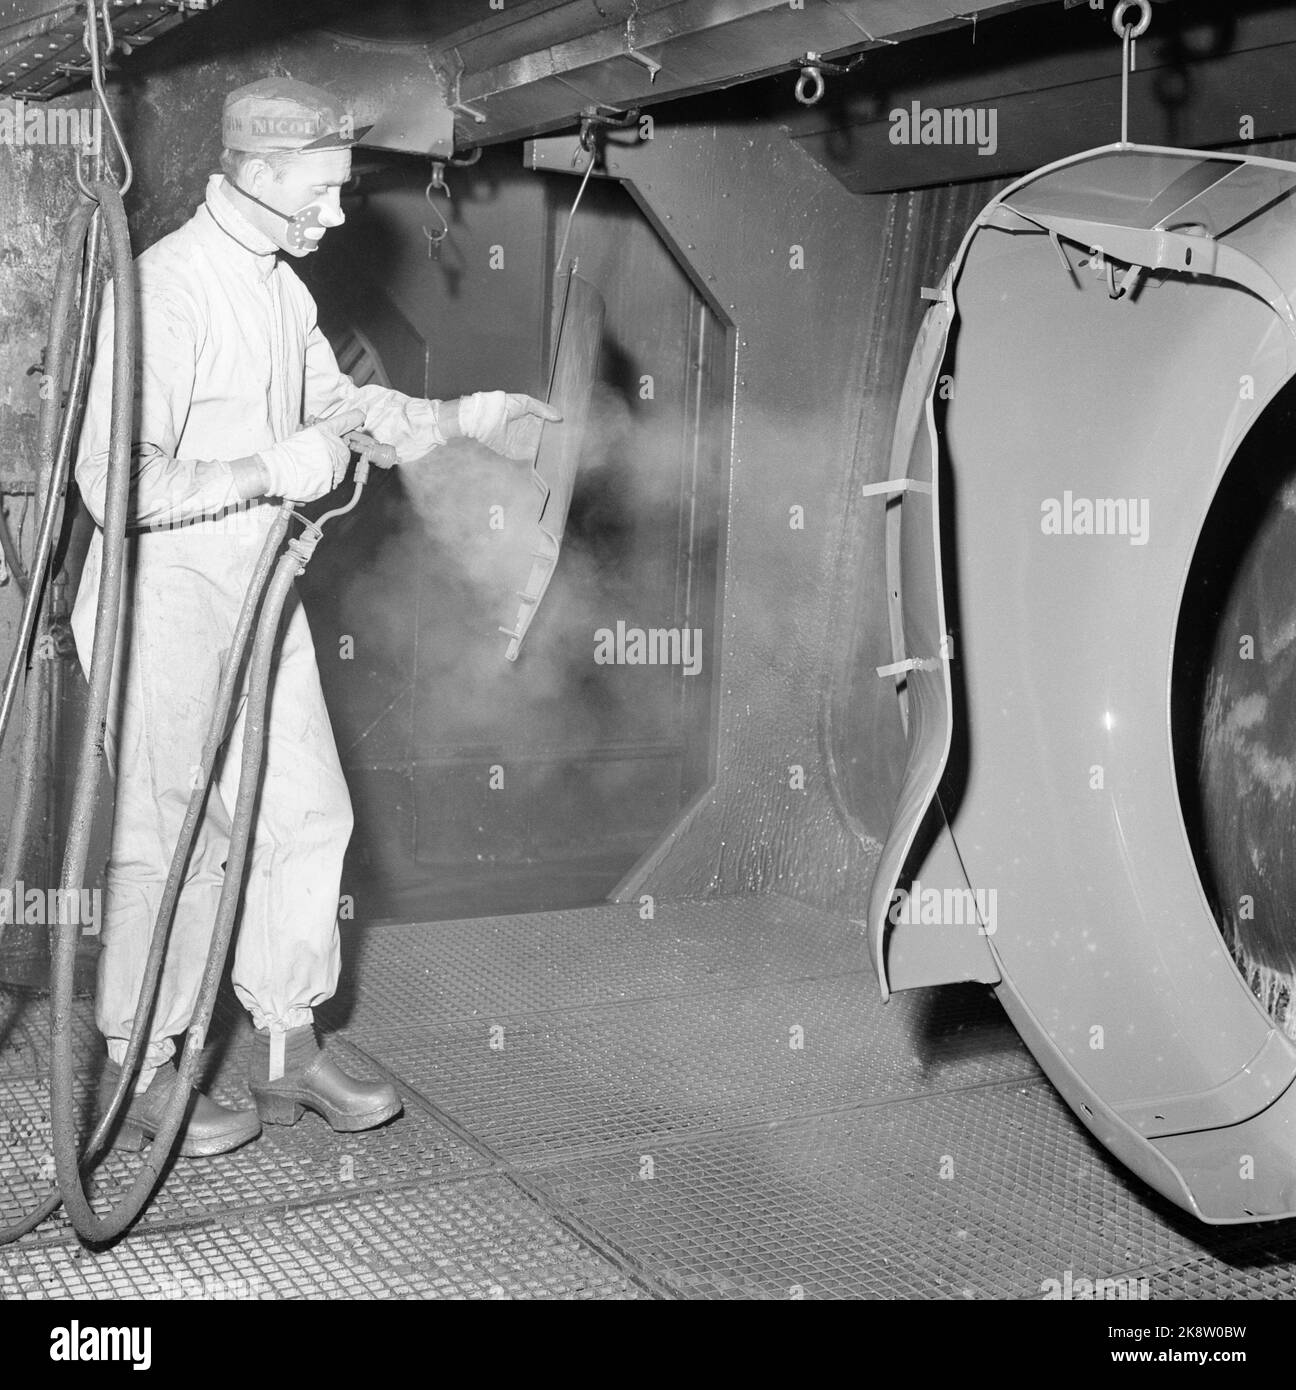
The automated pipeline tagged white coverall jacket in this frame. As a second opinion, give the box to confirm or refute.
[72,175,448,1077]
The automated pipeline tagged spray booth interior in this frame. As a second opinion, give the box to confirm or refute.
[8,0,1296,1301]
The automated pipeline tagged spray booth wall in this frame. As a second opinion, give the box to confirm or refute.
[0,43,1016,924]
[296,159,727,920]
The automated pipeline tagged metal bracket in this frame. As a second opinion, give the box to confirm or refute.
[861,477,933,498]
[877,656,935,678]
[578,104,641,151]
[877,634,953,678]
[625,48,661,82]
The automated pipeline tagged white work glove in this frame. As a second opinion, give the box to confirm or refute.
[458,391,561,461]
[257,411,365,502]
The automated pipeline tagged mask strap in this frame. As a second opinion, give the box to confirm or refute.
[226,176,293,228]
[226,175,326,252]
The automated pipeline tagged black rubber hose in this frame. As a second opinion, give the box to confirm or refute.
[0,200,97,755]
[0,505,290,1244]
[52,519,304,1243]
[47,179,138,1243]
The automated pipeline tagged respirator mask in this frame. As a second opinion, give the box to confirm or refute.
[227,179,334,253]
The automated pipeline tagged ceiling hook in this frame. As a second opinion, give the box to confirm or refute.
[422,161,450,254]
[1113,0,1152,145]
[792,51,861,106]
[74,0,132,199]
[795,59,825,106]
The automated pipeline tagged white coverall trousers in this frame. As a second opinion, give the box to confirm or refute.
[74,533,351,1074]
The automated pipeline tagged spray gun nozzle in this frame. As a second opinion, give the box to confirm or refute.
[341,430,398,469]
[305,416,398,470]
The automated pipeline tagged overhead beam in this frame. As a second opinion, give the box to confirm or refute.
[439,0,1050,147]
[787,3,1296,191]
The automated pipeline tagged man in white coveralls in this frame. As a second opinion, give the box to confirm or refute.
[73,77,558,1154]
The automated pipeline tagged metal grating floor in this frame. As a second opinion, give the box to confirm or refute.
[3,893,1296,1299]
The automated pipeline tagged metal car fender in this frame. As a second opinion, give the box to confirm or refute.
[868,143,1296,1222]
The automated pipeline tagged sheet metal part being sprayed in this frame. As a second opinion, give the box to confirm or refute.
[500,268,604,663]
[499,143,604,663]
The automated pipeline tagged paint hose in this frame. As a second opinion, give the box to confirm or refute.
[44,174,162,1242]
[0,498,290,1244]
[46,501,298,1243]
[0,197,100,1241]
[0,179,129,1244]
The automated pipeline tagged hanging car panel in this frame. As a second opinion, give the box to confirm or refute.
[870,143,1296,1223]
[500,271,604,662]
[865,287,999,997]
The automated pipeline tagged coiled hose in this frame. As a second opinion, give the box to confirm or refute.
[1,179,279,1243]
[0,495,291,1243]
[48,503,304,1242]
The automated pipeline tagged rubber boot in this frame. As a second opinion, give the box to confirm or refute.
[97,1059,262,1158]
[248,1024,402,1132]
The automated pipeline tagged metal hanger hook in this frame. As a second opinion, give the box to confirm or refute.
[1113,0,1152,145]
[1112,0,1152,42]
[74,0,132,199]
[422,163,450,249]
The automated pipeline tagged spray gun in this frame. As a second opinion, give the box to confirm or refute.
[339,427,398,485]
[308,416,398,480]
[257,418,401,567]
[303,415,398,518]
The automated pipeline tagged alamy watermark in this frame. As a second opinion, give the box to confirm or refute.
[146,1273,271,1300]
[0,99,101,153]
[0,881,100,935]
[889,101,998,157]
[888,881,997,936]
[141,495,275,537]
[1040,491,1150,546]
[594,621,703,676]
[49,1322,150,1368]
[1041,1269,1150,1301]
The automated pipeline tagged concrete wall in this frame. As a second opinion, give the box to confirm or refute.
[0,94,99,879]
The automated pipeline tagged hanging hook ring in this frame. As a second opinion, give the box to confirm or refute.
[795,63,825,107]
[1112,0,1151,41]
[426,160,451,200]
